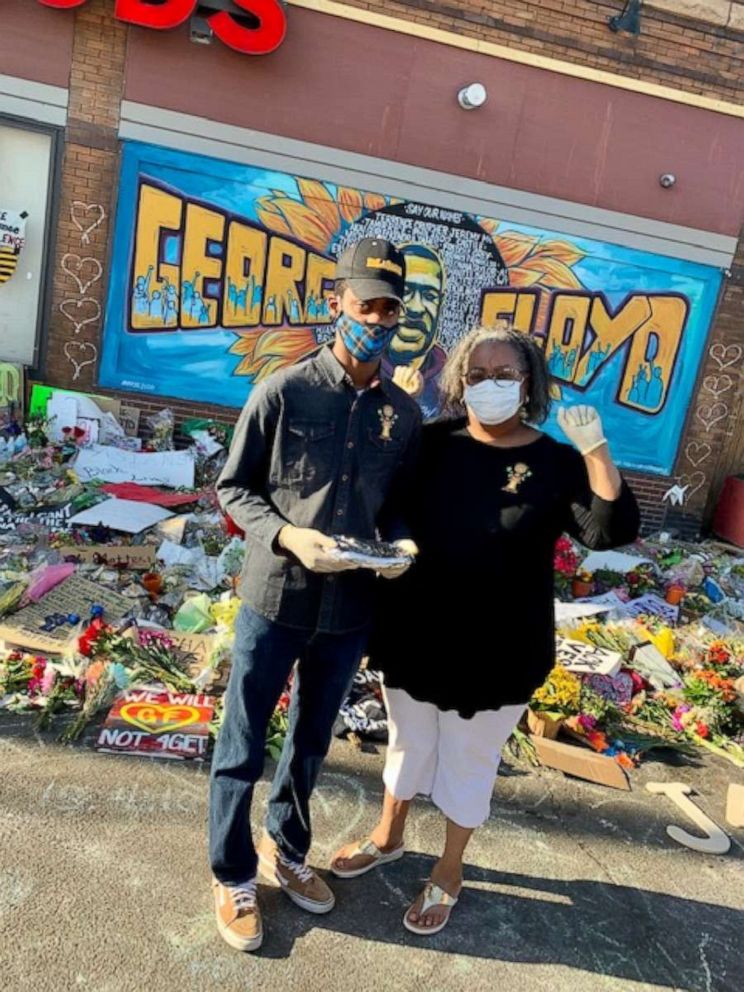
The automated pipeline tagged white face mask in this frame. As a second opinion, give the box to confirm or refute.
[463,379,522,425]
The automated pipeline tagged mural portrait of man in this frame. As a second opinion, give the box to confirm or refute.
[384,243,448,416]
[338,201,509,418]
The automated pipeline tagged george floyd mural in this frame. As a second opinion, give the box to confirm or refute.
[100,142,723,475]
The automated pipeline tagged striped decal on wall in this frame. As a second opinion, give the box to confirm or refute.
[0,246,19,284]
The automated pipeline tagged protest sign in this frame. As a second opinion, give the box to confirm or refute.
[64,545,157,569]
[74,445,195,488]
[623,593,680,625]
[0,575,131,653]
[555,636,622,676]
[96,685,214,760]
[0,502,72,533]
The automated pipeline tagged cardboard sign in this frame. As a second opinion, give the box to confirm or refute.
[74,445,195,489]
[168,631,224,686]
[0,502,72,533]
[119,405,141,437]
[0,362,23,429]
[623,593,679,625]
[64,545,157,569]
[69,498,173,534]
[555,636,622,677]
[531,735,631,791]
[0,575,131,653]
[574,591,628,612]
[554,599,619,622]
[96,685,214,760]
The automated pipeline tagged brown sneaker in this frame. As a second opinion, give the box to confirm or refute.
[212,878,263,952]
[257,834,335,915]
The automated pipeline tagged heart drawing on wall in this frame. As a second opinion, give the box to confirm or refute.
[709,343,743,372]
[59,297,101,335]
[70,201,106,246]
[63,341,98,381]
[695,403,728,433]
[684,441,712,468]
[702,374,734,400]
[61,254,102,295]
[675,472,706,502]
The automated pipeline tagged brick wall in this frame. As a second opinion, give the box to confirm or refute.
[357,0,744,104]
[44,0,126,396]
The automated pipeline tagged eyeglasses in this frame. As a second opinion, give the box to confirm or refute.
[464,366,528,387]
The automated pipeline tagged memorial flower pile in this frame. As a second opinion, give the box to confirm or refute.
[524,536,744,771]
[3,393,744,774]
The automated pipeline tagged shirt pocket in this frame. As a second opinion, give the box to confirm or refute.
[280,419,337,495]
[363,427,404,498]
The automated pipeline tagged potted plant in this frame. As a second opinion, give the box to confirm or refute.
[527,665,583,739]
[664,580,686,606]
[572,568,595,598]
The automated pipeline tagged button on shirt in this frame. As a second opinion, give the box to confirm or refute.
[217,345,422,633]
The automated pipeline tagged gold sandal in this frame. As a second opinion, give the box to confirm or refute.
[403,881,459,936]
[330,838,405,878]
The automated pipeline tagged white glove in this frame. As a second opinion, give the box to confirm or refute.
[392,365,424,399]
[557,405,608,456]
[277,526,357,574]
[377,539,419,579]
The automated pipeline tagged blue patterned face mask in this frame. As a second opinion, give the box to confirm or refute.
[335,314,398,362]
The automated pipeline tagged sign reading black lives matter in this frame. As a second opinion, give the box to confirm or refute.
[555,636,623,677]
[0,209,27,285]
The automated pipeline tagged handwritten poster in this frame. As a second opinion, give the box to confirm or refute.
[96,685,214,760]
[555,636,623,676]
[74,445,195,488]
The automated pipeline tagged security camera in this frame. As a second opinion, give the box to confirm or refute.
[457,83,487,110]
[659,173,676,188]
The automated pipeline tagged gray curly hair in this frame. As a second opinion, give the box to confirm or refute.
[438,321,552,424]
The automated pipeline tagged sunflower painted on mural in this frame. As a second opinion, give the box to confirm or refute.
[229,178,586,414]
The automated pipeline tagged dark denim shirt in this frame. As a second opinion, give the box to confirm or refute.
[217,345,422,633]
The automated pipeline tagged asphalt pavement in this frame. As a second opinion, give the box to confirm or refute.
[1,712,743,992]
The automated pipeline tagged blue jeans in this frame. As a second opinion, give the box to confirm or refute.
[209,605,369,884]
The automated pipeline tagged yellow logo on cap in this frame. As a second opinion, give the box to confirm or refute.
[366,257,403,277]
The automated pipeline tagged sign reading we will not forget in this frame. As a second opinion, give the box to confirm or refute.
[96,686,215,760]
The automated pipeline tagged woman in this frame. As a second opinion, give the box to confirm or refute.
[330,324,640,935]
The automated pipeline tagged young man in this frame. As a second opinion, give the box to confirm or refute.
[210,237,422,951]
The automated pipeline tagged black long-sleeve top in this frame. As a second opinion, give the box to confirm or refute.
[217,346,421,633]
[373,419,640,717]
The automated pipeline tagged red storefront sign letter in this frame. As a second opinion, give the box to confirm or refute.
[114,0,195,29]
[38,0,88,8]
[208,0,287,55]
[37,0,287,53]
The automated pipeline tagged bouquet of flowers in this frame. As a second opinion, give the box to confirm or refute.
[626,563,659,598]
[59,658,131,743]
[554,536,580,597]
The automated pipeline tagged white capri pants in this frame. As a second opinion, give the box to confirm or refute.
[382,685,526,829]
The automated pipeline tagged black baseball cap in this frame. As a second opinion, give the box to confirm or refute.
[335,237,406,303]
